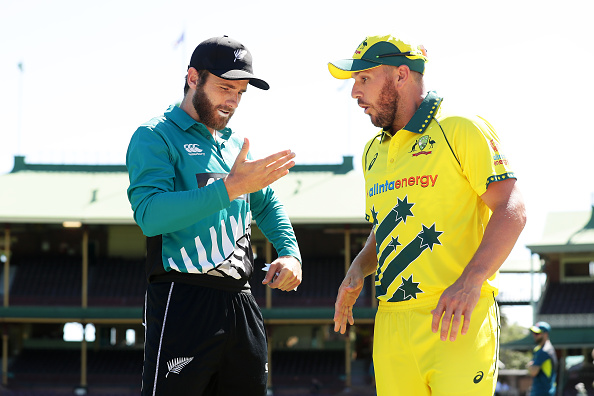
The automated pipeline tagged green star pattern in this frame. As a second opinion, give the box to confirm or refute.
[397,274,423,300]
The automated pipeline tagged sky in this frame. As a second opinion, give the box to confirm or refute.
[1,0,593,326]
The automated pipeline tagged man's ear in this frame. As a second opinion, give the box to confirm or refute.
[393,65,410,87]
[187,67,199,90]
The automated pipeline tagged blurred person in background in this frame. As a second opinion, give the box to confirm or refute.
[527,321,557,396]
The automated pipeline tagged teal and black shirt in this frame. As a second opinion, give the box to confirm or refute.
[127,105,301,292]
[531,340,557,396]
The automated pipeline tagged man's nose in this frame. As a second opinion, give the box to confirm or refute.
[351,83,361,99]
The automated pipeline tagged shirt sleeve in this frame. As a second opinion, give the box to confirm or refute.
[250,185,301,264]
[447,115,516,197]
[126,125,231,237]
[532,349,550,367]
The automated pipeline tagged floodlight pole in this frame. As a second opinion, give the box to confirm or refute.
[2,325,7,386]
[344,225,352,388]
[82,226,88,308]
[80,323,88,390]
[81,227,89,390]
[17,63,24,156]
[3,225,10,307]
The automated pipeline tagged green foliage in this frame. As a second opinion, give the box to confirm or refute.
[500,320,532,369]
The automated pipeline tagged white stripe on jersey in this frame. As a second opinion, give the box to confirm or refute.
[220,219,234,258]
[167,257,180,272]
[180,247,200,273]
[195,235,214,272]
[209,226,225,264]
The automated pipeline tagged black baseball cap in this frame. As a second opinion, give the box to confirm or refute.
[189,35,269,90]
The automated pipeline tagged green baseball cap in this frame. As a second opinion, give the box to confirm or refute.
[530,321,551,334]
[328,35,428,79]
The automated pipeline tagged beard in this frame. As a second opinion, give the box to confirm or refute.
[192,86,235,131]
[361,79,399,129]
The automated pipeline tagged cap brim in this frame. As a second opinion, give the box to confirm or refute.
[530,325,543,334]
[213,69,270,90]
[328,59,381,79]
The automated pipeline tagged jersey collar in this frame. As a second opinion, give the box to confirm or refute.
[380,91,443,140]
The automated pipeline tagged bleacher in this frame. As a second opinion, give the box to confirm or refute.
[8,257,146,307]
[9,348,141,382]
[540,282,594,315]
[270,349,345,391]
[9,256,351,309]
[250,257,349,307]
[2,255,369,393]
[9,257,82,306]
[88,258,145,307]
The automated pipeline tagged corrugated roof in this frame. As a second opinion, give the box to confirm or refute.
[501,327,594,350]
[0,158,367,225]
[0,171,133,224]
[527,208,594,254]
[269,171,366,224]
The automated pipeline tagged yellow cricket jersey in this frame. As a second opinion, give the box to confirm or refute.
[363,91,515,303]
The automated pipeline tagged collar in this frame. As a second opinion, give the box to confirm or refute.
[380,91,443,141]
[164,104,233,141]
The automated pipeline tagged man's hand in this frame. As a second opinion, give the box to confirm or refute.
[432,178,526,342]
[333,269,365,334]
[526,360,540,377]
[224,138,295,201]
[333,230,378,334]
[262,256,302,292]
[431,277,481,342]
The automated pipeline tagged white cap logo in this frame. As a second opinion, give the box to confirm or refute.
[234,49,247,62]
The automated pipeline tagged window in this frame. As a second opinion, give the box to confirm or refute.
[561,257,594,281]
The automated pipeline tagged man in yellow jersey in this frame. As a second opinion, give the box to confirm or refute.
[328,35,526,395]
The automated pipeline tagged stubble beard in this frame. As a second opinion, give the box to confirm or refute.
[192,85,235,131]
[369,79,400,130]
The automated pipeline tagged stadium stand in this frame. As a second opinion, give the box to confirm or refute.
[10,257,82,306]
[0,156,379,395]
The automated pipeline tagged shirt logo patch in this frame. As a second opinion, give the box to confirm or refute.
[355,39,368,54]
[184,143,204,156]
[166,357,194,378]
[409,135,436,157]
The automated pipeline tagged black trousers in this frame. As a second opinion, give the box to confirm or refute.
[142,282,268,396]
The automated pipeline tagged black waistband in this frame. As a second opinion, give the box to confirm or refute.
[149,271,251,293]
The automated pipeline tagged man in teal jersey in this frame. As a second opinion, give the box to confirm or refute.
[528,322,558,396]
[127,36,301,396]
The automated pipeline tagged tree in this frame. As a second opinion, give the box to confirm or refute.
[499,319,532,369]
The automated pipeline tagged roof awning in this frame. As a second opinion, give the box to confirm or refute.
[502,327,594,350]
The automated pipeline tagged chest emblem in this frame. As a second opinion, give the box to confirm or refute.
[410,135,436,157]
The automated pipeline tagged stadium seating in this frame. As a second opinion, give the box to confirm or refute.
[10,257,82,306]
[5,255,366,394]
[8,257,145,307]
[539,282,594,314]
[249,257,373,307]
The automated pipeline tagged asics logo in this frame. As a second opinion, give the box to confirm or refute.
[368,153,378,171]
[184,144,204,156]
[473,371,484,384]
